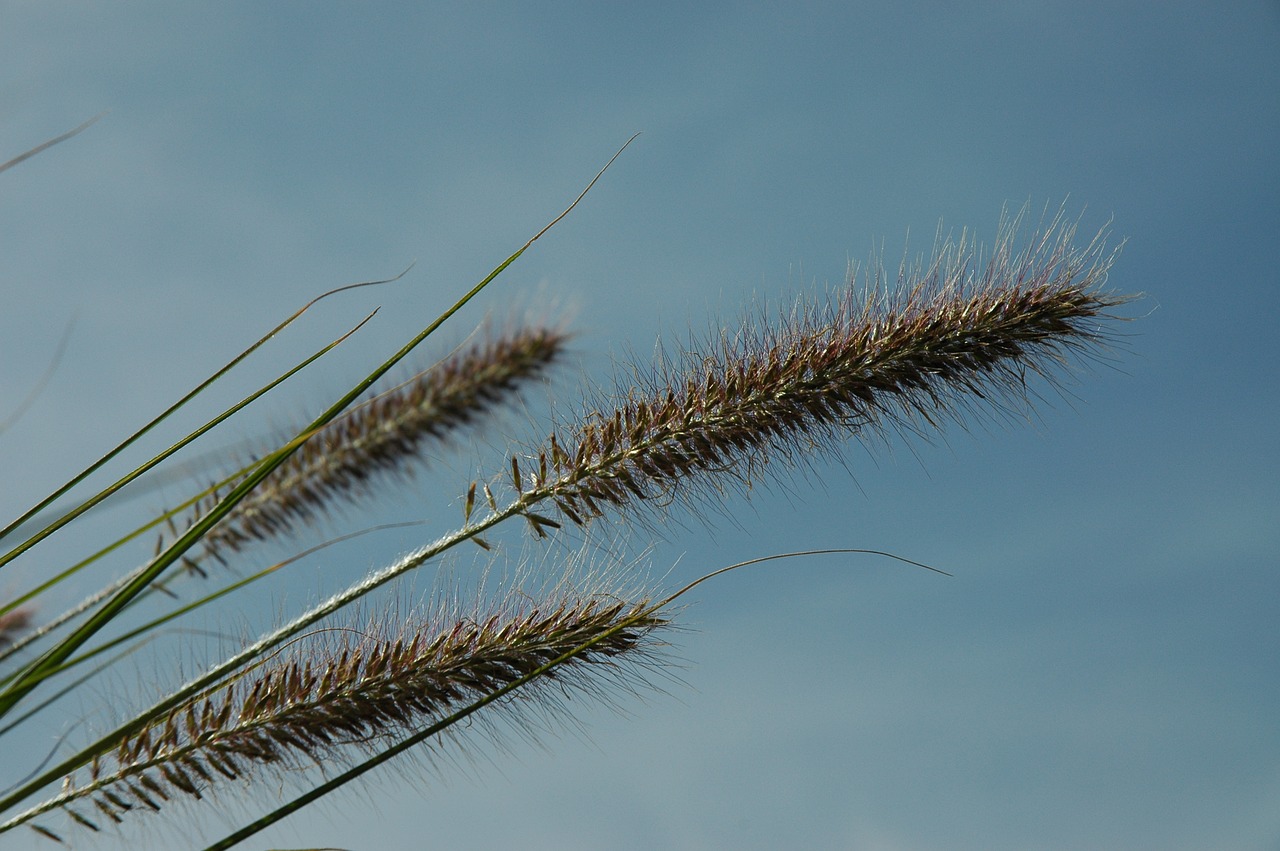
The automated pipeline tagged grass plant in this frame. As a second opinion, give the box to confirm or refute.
[0,125,1131,849]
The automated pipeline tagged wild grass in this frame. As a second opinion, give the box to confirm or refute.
[0,126,1131,848]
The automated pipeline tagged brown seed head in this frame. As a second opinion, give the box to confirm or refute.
[508,213,1126,527]
[171,325,569,575]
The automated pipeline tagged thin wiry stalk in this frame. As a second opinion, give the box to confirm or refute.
[11,590,667,837]
[169,325,569,577]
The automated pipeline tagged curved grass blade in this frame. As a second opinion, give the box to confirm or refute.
[0,309,379,653]
[0,310,380,714]
[0,272,407,562]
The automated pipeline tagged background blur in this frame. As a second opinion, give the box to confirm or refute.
[2,3,1277,849]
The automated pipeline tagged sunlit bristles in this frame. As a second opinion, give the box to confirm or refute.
[30,586,666,833]
[495,214,1124,527]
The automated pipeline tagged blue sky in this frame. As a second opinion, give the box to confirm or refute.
[2,3,1277,849]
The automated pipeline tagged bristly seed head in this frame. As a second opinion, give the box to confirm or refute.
[499,212,1127,527]
[167,325,570,577]
[45,588,666,831]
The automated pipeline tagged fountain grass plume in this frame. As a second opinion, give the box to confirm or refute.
[15,574,668,839]
[174,324,570,575]
[494,210,1125,529]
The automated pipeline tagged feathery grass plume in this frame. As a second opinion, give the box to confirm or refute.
[489,211,1125,530]
[169,325,569,576]
[11,578,666,839]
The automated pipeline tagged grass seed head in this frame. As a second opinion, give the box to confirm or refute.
[169,325,570,577]
[508,211,1126,529]
[47,575,667,834]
